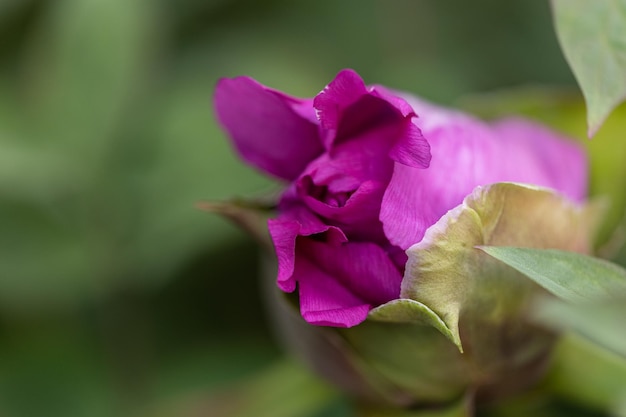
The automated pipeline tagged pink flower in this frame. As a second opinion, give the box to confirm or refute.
[214,69,587,328]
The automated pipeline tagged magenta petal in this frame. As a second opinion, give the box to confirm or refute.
[297,256,372,327]
[380,163,442,250]
[301,180,386,241]
[490,118,588,201]
[314,71,432,168]
[313,69,369,131]
[388,122,431,168]
[277,196,350,240]
[214,76,322,181]
[268,218,301,292]
[381,96,588,250]
[370,86,416,118]
[301,306,372,328]
[296,240,403,327]
[324,124,397,183]
[381,113,500,249]
[269,204,346,292]
[294,126,398,240]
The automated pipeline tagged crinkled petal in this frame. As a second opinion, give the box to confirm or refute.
[314,70,432,170]
[313,69,368,132]
[268,219,301,292]
[300,180,386,242]
[296,240,403,327]
[370,85,416,118]
[295,108,430,242]
[214,76,322,180]
[293,124,398,240]
[388,122,431,168]
[305,124,395,187]
[297,256,372,327]
[269,204,346,292]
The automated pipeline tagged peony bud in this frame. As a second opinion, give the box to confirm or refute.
[212,69,597,412]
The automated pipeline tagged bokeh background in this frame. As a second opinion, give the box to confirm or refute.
[0,1,604,416]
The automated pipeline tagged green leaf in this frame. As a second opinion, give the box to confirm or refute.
[481,248,626,412]
[543,302,626,376]
[551,0,626,137]
[534,297,626,358]
[479,247,626,303]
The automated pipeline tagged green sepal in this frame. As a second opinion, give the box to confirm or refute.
[339,320,470,406]
[368,299,459,351]
[402,183,598,351]
[399,183,599,397]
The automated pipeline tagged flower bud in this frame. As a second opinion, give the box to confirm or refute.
[212,69,596,411]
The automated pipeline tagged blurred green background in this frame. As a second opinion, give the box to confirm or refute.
[0,1,604,416]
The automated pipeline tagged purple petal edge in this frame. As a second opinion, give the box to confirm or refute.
[214,76,323,181]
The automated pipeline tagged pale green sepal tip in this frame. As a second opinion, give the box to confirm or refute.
[368,299,463,353]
